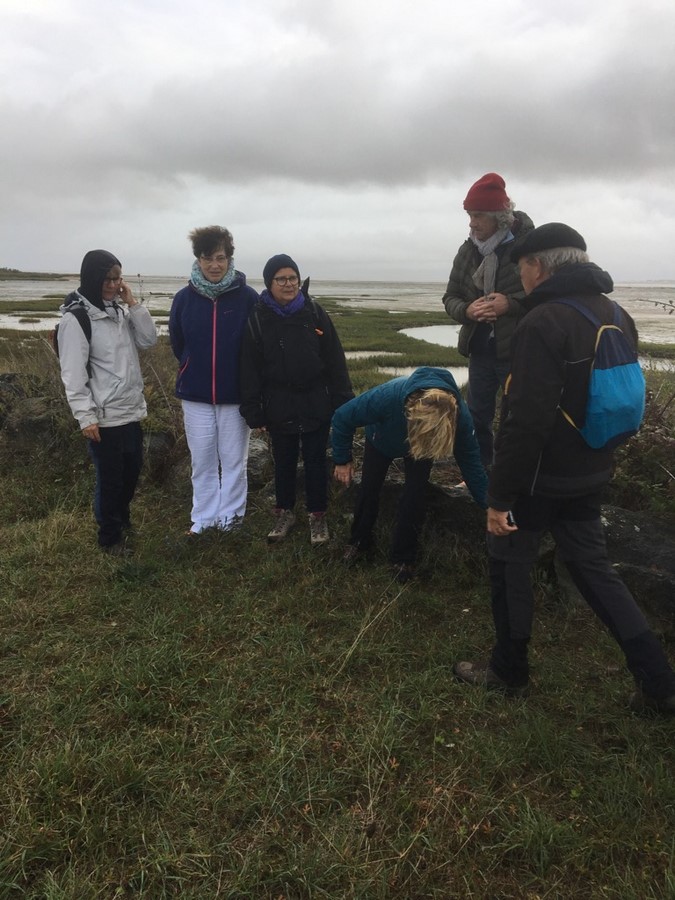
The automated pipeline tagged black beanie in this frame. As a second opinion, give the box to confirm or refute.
[79,249,122,309]
[262,254,300,290]
[510,223,586,264]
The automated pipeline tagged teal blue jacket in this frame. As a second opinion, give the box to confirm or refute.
[331,367,487,507]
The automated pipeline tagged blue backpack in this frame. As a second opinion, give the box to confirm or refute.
[553,297,645,451]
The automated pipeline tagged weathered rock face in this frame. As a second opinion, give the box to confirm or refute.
[601,506,675,620]
[375,479,675,623]
[247,433,274,490]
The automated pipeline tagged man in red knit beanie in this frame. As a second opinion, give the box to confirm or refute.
[442,174,534,472]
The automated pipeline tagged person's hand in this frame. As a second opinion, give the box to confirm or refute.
[486,292,509,317]
[333,463,354,486]
[117,279,137,307]
[467,293,508,323]
[82,423,101,442]
[487,507,517,536]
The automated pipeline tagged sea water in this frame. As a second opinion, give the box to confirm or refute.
[1,276,673,344]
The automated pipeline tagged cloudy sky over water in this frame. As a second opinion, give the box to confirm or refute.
[1,0,674,283]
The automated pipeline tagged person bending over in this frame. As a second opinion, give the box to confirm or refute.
[332,367,487,582]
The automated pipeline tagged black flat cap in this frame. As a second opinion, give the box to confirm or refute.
[511,222,587,263]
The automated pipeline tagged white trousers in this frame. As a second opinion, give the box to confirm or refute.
[182,400,250,533]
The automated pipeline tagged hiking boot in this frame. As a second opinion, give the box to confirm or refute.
[453,660,529,697]
[101,541,133,559]
[628,690,675,715]
[267,509,296,543]
[309,512,329,545]
[391,563,415,584]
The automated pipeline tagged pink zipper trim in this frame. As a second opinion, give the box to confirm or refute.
[211,301,217,404]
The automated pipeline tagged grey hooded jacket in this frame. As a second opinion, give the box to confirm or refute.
[57,293,157,429]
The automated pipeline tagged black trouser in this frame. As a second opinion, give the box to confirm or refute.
[269,423,330,513]
[350,439,433,566]
[487,493,675,699]
[88,422,144,547]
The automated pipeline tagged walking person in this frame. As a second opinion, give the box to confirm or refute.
[239,254,353,545]
[442,173,534,471]
[169,226,258,534]
[332,367,487,582]
[453,223,675,713]
[57,249,158,555]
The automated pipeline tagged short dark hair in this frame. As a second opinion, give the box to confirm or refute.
[188,226,235,259]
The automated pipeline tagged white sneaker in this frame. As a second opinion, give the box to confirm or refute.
[267,509,296,543]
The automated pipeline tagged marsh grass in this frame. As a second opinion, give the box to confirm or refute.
[0,315,674,897]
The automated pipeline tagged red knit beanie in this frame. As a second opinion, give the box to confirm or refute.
[463,173,510,212]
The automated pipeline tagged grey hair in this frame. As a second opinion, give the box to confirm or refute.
[527,247,590,273]
[493,201,516,230]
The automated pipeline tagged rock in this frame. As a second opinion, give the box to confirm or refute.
[601,506,675,620]
[247,433,273,490]
[143,430,176,482]
[2,395,54,448]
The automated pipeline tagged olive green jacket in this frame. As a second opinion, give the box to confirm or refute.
[442,210,534,361]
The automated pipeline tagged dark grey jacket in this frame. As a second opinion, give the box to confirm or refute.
[442,211,534,361]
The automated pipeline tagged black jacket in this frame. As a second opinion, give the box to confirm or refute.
[239,299,353,433]
[488,263,639,509]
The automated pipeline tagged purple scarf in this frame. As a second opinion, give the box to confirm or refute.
[260,289,305,317]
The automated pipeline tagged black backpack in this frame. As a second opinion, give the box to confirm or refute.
[52,296,92,357]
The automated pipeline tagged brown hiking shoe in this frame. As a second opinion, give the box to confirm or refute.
[453,660,529,697]
[267,509,296,543]
[309,513,329,545]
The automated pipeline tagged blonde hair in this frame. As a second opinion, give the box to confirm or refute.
[405,388,458,461]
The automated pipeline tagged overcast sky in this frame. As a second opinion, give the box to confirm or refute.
[1,0,674,282]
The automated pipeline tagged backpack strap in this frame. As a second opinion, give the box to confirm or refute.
[550,296,623,329]
[66,303,93,343]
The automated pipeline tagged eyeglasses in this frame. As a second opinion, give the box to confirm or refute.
[103,276,123,284]
[200,254,229,264]
[272,275,299,286]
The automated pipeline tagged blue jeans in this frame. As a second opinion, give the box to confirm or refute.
[88,422,143,547]
[466,354,510,468]
[269,423,330,513]
[487,493,675,699]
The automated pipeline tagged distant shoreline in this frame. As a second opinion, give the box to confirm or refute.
[0,269,74,281]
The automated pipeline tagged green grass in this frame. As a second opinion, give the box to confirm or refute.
[0,317,674,897]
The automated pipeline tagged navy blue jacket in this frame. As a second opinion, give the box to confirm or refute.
[169,273,258,405]
[331,367,487,507]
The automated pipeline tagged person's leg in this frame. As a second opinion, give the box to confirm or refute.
[552,496,675,700]
[486,530,544,687]
[88,426,125,547]
[119,421,144,529]
[390,456,433,566]
[301,422,330,514]
[349,439,391,549]
[182,400,220,533]
[214,404,250,528]
[269,430,300,511]
[466,355,509,468]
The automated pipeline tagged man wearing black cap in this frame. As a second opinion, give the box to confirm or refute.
[453,223,675,713]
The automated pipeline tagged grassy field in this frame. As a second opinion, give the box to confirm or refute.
[0,313,674,899]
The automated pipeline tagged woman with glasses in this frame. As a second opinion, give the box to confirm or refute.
[169,226,258,534]
[57,249,157,556]
[239,254,353,545]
